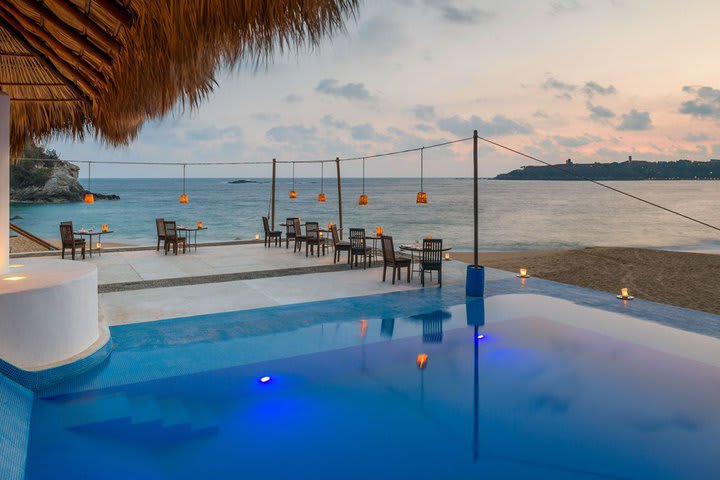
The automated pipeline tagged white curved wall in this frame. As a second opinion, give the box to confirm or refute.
[0,260,99,369]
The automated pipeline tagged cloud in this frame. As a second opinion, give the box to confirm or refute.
[549,0,584,15]
[266,125,316,143]
[350,124,389,142]
[586,102,615,121]
[617,109,652,131]
[679,86,720,120]
[321,115,349,129]
[554,135,598,147]
[424,1,495,25]
[437,114,533,137]
[413,104,436,121]
[533,110,550,118]
[283,94,303,104]
[251,113,280,122]
[186,126,243,142]
[583,81,617,97]
[543,77,576,100]
[415,124,435,132]
[684,133,711,142]
[315,79,372,101]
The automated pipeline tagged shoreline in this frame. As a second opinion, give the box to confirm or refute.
[452,247,720,316]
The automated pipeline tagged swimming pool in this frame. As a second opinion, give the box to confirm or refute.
[24,291,720,479]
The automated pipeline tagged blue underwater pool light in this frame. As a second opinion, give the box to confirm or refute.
[259,376,272,384]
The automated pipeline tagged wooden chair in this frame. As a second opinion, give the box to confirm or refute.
[155,218,166,251]
[421,239,443,287]
[331,225,350,264]
[349,228,369,269]
[59,221,85,260]
[293,218,307,253]
[285,217,298,249]
[262,216,282,247]
[381,235,411,284]
[305,222,325,257]
[163,220,186,255]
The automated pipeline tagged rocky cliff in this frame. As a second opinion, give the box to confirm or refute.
[10,149,119,203]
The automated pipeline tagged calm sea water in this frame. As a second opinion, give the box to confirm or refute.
[9,178,720,251]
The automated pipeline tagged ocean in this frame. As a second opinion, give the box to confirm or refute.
[9,178,720,252]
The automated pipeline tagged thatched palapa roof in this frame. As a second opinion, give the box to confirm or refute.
[0,0,358,159]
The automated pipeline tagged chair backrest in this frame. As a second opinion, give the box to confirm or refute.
[422,239,443,265]
[350,235,365,251]
[155,218,165,237]
[164,220,178,240]
[381,235,396,263]
[349,228,365,239]
[306,222,319,241]
[293,218,303,236]
[331,225,341,245]
[262,216,270,234]
[286,218,297,236]
[59,222,74,245]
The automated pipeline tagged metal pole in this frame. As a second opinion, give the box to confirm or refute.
[271,158,276,230]
[473,130,479,267]
[336,157,343,239]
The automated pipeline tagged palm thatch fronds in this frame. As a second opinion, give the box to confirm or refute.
[0,0,359,160]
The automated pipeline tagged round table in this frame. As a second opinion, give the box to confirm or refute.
[73,229,114,257]
[399,243,452,278]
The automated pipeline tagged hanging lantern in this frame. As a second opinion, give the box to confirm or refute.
[416,147,427,204]
[416,353,428,370]
[358,157,368,206]
[318,162,326,203]
[179,164,189,204]
[84,162,94,204]
[289,163,297,199]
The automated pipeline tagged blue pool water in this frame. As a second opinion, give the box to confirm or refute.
[24,289,720,479]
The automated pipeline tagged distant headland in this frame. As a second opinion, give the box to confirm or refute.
[495,157,720,180]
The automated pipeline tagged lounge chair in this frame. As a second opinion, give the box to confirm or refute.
[262,216,282,247]
[381,235,411,284]
[60,221,85,260]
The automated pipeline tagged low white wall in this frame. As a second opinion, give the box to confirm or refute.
[0,260,99,369]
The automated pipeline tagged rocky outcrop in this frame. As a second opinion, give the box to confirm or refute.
[10,161,119,203]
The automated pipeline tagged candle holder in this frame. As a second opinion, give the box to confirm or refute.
[197,221,203,229]
[516,268,530,278]
[616,288,635,300]
[375,226,383,236]
[444,253,451,261]
[255,234,260,241]
[102,224,108,233]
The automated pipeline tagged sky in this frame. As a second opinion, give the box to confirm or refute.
[50,0,720,178]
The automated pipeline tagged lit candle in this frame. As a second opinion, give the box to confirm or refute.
[621,288,629,299]
[255,234,260,240]
[520,268,528,278]
[376,226,383,236]
[96,242,102,250]
[102,224,108,233]
[444,253,450,261]
[197,221,203,229]
[328,222,333,229]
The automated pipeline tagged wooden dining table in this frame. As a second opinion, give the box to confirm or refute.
[399,243,452,278]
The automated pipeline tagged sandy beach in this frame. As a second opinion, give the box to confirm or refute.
[452,247,720,316]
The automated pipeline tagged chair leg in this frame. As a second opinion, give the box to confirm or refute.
[81,245,86,260]
[421,269,425,287]
[61,246,65,259]
[438,268,442,288]
[383,265,387,282]
[392,267,396,285]
[71,246,75,260]
[157,238,160,251]
[406,265,411,283]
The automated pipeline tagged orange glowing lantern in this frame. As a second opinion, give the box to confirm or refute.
[360,319,368,337]
[102,224,108,233]
[416,191,427,204]
[358,194,368,206]
[416,353,428,370]
[84,193,95,204]
[318,193,326,203]
[179,193,189,204]
[375,226,383,236]
[289,190,297,199]
[328,222,334,229]
[290,163,297,199]
[197,221,203,229]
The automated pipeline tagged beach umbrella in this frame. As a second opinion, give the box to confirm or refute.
[0,0,359,272]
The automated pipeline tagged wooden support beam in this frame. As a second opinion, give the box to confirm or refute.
[9,0,112,66]
[0,12,97,99]
[40,0,122,55]
[0,2,109,87]
[2,82,66,86]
